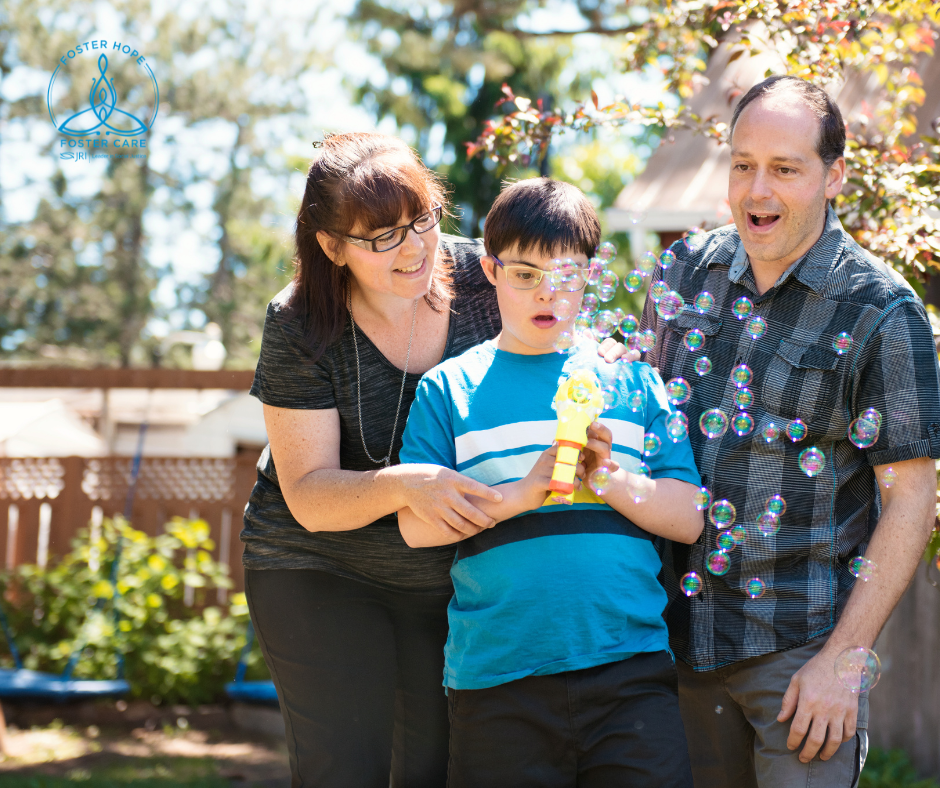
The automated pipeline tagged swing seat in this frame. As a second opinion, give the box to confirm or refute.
[225,679,279,706]
[0,667,129,700]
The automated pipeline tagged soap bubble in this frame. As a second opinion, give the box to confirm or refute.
[597,285,617,302]
[746,315,767,339]
[757,511,781,536]
[660,249,677,269]
[593,310,619,338]
[627,389,647,413]
[849,556,877,582]
[656,290,684,320]
[627,462,652,503]
[861,408,883,428]
[760,422,781,443]
[580,293,599,315]
[599,270,619,290]
[717,531,736,551]
[692,487,712,511]
[849,416,880,449]
[601,387,618,410]
[643,433,662,457]
[798,447,826,477]
[680,572,703,597]
[700,409,729,439]
[834,647,881,693]
[624,270,645,293]
[639,330,657,352]
[612,308,626,325]
[695,356,712,376]
[716,705,724,714]
[765,494,787,516]
[620,313,639,334]
[709,499,736,529]
[574,314,593,336]
[684,329,705,352]
[786,419,808,443]
[666,411,689,442]
[731,364,753,388]
[666,377,692,405]
[596,241,617,260]
[745,577,767,599]
[706,550,730,575]
[553,298,577,321]
[550,260,582,291]
[734,388,754,410]
[730,524,748,545]
[833,332,854,355]
[638,251,658,276]
[553,331,576,353]
[684,227,707,252]
[694,291,714,314]
[880,467,898,488]
[588,467,612,496]
[649,280,668,302]
[588,255,608,270]
[732,412,755,436]
[732,297,754,320]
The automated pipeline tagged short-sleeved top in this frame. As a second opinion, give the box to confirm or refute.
[398,339,701,690]
[241,235,501,594]
[640,205,940,671]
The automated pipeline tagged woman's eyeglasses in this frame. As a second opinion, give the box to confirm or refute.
[343,205,443,253]
[492,256,590,292]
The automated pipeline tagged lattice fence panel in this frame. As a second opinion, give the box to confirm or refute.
[0,458,66,500]
[82,458,236,502]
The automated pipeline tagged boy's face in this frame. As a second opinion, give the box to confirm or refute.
[481,243,589,356]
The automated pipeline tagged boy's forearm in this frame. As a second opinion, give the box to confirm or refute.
[466,480,541,524]
[602,472,704,543]
[398,508,466,548]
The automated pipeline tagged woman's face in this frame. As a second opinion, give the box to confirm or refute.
[332,206,441,304]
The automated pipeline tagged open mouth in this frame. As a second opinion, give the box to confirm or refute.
[394,258,425,274]
[748,213,781,230]
[532,313,557,329]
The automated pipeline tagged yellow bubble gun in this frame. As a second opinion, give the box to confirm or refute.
[544,370,605,506]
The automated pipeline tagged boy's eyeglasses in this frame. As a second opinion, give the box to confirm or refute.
[492,256,590,292]
[342,205,443,253]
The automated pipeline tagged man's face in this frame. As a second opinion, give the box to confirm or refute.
[728,94,844,272]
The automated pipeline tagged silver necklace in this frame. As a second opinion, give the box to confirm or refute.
[348,289,418,467]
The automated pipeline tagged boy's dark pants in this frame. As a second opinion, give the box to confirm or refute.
[446,651,694,788]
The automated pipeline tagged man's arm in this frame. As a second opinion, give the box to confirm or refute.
[778,455,936,762]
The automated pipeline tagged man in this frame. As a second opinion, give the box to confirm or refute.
[641,74,940,788]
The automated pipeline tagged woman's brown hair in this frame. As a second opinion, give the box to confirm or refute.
[291,132,453,360]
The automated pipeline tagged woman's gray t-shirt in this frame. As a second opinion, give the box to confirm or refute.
[241,235,501,594]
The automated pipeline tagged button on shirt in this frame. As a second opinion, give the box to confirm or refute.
[641,205,940,671]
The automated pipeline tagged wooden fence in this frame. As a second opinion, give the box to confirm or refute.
[0,455,258,594]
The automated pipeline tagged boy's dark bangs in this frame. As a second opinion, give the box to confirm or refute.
[336,154,441,235]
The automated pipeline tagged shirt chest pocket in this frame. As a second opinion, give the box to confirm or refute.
[760,339,843,425]
[665,312,722,365]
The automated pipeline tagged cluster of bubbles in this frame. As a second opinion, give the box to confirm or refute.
[557,239,891,633]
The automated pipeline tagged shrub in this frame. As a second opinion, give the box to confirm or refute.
[861,748,940,788]
[0,516,269,705]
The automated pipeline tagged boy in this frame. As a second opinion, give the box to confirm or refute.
[398,178,703,787]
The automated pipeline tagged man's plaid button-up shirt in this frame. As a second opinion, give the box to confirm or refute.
[641,205,940,670]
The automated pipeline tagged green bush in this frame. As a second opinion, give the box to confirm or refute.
[861,748,940,788]
[0,516,269,705]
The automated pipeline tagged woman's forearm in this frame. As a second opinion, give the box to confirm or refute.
[283,466,407,532]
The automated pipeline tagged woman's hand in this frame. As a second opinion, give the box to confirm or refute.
[597,337,640,364]
[393,464,503,538]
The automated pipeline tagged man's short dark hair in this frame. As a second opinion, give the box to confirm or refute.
[483,177,601,259]
[729,75,846,169]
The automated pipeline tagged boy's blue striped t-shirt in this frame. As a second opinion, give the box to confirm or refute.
[399,340,700,690]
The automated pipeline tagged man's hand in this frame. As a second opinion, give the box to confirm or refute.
[597,337,640,364]
[777,647,859,762]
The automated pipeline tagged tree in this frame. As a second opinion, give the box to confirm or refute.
[348,0,646,235]
[467,0,940,288]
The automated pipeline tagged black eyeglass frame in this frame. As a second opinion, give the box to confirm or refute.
[342,205,443,253]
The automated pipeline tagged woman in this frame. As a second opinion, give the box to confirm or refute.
[242,132,626,788]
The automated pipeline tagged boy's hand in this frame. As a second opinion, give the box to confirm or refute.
[518,443,585,510]
[581,421,619,484]
[597,337,640,364]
